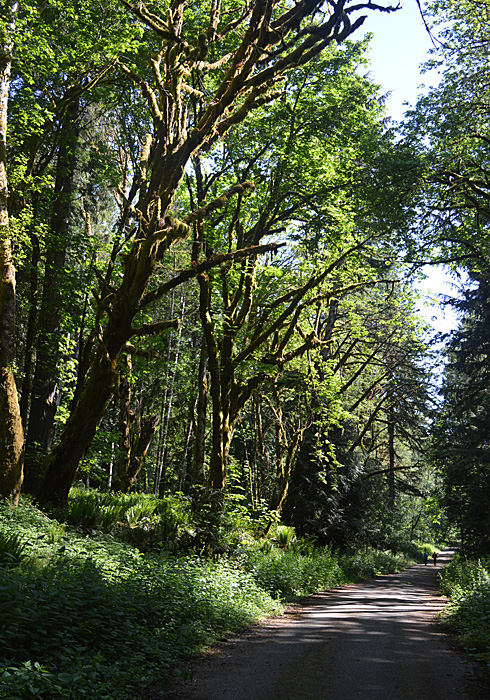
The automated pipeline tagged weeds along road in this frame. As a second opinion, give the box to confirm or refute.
[162,551,483,700]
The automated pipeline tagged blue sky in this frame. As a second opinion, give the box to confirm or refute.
[361,0,437,123]
[359,2,459,336]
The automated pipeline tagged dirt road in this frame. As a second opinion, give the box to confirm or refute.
[163,550,485,700]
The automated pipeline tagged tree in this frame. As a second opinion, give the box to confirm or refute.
[34,0,397,505]
[431,275,490,555]
[406,0,490,271]
[186,35,422,505]
[408,0,490,553]
[0,0,23,501]
[6,0,145,493]
[283,280,432,548]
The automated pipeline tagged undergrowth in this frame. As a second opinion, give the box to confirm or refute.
[439,553,490,669]
[0,495,419,700]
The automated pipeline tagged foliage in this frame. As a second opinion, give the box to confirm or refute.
[273,525,297,549]
[57,487,195,552]
[339,547,414,581]
[240,544,344,601]
[439,553,490,668]
[0,530,27,566]
[281,280,433,550]
[405,0,490,272]
[0,497,420,699]
[430,277,490,555]
[0,500,280,700]
[408,0,490,560]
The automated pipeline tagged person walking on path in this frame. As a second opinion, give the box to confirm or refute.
[432,551,438,566]
[424,550,429,565]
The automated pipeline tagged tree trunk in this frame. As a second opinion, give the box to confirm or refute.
[178,397,194,491]
[0,0,23,501]
[24,98,79,494]
[192,339,208,485]
[19,232,40,428]
[198,272,227,490]
[154,294,184,495]
[36,347,117,505]
[113,354,132,492]
[125,414,159,492]
[387,405,395,510]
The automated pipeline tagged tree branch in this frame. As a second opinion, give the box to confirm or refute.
[141,242,286,307]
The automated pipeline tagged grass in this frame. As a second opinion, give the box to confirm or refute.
[0,494,421,700]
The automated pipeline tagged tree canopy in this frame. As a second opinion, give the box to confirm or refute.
[2,0,490,555]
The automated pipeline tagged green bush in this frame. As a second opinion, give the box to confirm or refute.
[241,545,344,600]
[0,531,27,566]
[339,547,413,580]
[439,555,490,666]
[60,488,196,552]
[273,525,296,549]
[0,499,418,700]
[0,553,280,699]
[0,501,281,700]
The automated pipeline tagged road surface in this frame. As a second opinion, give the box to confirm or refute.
[162,550,486,700]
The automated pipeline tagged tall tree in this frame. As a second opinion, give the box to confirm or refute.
[408,0,490,553]
[6,0,145,493]
[0,0,23,501]
[406,0,490,271]
[187,39,414,497]
[35,0,396,505]
[431,275,490,555]
[283,281,431,547]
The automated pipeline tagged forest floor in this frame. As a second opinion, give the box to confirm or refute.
[149,550,490,700]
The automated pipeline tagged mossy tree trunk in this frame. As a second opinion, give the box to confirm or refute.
[23,96,80,495]
[36,0,378,505]
[0,0,23,501]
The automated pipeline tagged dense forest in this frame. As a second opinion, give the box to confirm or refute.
[0,0,436,539]
[1,0,490,697]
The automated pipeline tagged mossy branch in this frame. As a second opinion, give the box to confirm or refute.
[129,318,179,339]
[141,242,286,308]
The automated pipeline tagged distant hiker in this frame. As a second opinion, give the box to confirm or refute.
[423,551,428,565]
[432,551,438,566]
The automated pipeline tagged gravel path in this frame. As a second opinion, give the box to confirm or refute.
[161,550,487,700]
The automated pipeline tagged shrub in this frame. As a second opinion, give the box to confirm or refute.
[241,545,344,600]
[273,525,296,549]
[0,500,418,700]
[339,548,412,581]
[439,555,490,666]
[0,500,281,700]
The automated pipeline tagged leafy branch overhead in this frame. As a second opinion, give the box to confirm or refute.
[31,0,399,505]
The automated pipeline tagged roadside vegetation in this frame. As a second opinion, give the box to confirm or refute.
[0,494,431,700]
[439,554,490,673]
[2,0,490,696]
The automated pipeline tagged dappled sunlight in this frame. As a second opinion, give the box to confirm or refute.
[168,552,472,700]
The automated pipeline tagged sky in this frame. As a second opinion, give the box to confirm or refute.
[358,1,460,337]
[361,0,436,123]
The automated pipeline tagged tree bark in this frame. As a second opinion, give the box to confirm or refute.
[35,0,372,505]
[192,339,208,485]
[113,354,132,492]
[126,413,159,492]
[19,232,40,428]
[198,272,226,491]
[0,0,23,501]
[23,97,80,494]
[37,346,117,505]
[387,404,396,510]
